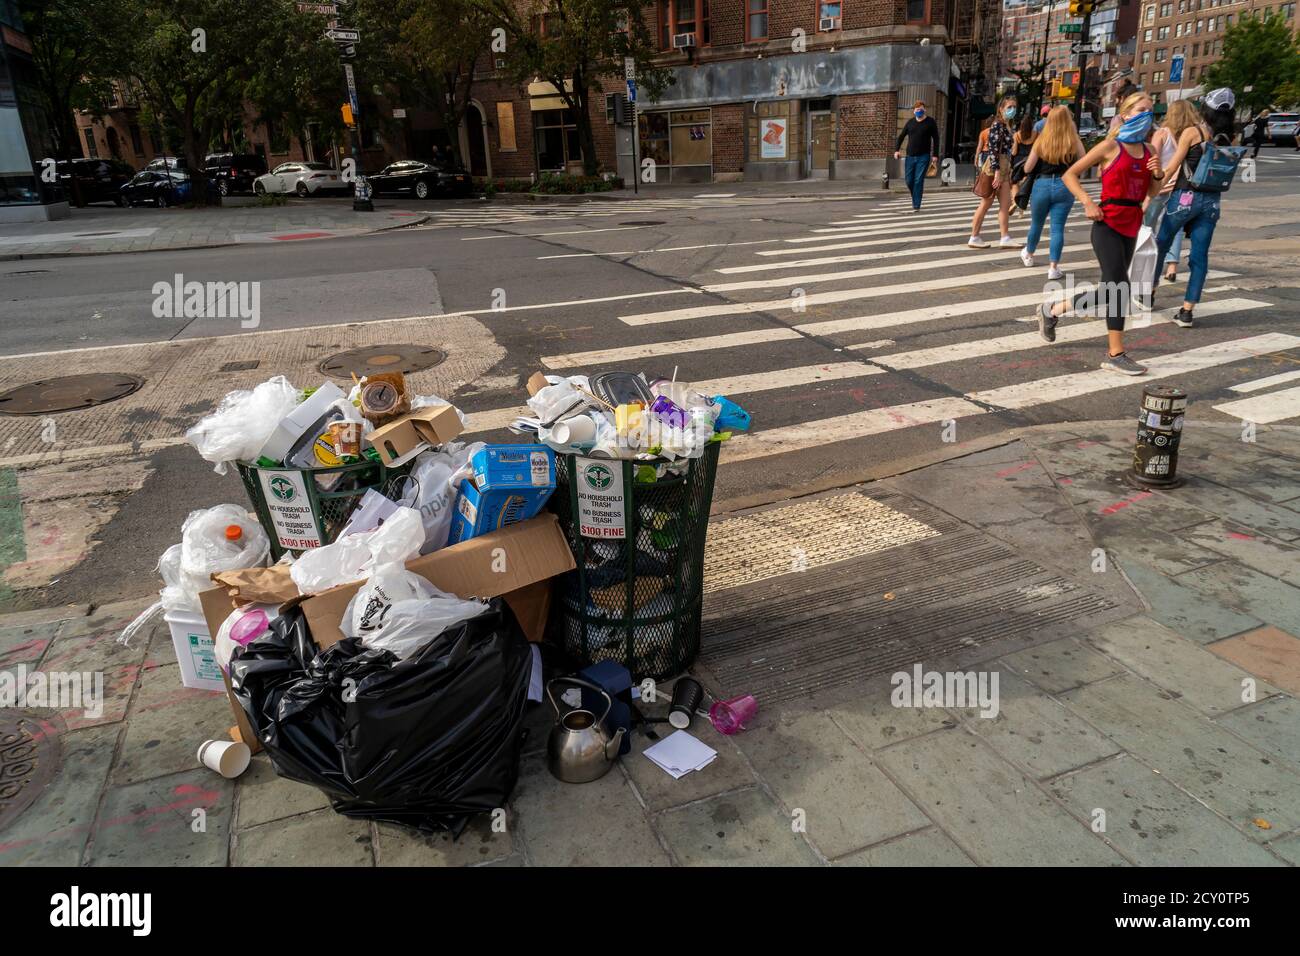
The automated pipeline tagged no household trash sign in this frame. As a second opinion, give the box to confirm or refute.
[258,469,324,549]
[576,457,627,538]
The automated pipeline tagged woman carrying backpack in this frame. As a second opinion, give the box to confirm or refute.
[1147,100,1198,282]
[1019,107,1085,280]
[1152,88,1239,329]
[1036,91,1165,375]
[969,96,1020,248]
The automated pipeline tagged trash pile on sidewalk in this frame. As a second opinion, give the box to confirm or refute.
[123,366,756,833]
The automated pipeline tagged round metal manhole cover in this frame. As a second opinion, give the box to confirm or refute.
[318,344,446,379]
[0,373,144,416]
[620,220,665,226]
[0,714,61,831]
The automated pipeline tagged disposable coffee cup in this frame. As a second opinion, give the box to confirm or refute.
[668,677,705,730]
[197,739,251,779]
[552,414,596,446]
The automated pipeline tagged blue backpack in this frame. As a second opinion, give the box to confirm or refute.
[1185,136,1248,193]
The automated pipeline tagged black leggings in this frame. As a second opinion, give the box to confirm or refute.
[1072,220,1137,332]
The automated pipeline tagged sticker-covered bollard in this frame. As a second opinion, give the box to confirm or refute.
[1132,385,1187,489]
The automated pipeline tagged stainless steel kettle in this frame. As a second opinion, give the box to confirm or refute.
[546,676,627,784]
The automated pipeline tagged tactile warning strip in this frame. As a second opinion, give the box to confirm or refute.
[702,492,941,594]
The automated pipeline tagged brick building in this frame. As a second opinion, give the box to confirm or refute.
[1133,0,1298,105]
[467,0,1003,184]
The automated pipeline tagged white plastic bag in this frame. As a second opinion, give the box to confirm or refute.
[289,506,424,594]
[528,376,592,424]
[340,563,438,640]
[355,591,490,660]
[158,505,269,613]
[1128,224,1159,313]
[398,441,484,554]
[185,376,301,474]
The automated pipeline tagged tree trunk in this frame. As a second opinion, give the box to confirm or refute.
[574,83,598,177]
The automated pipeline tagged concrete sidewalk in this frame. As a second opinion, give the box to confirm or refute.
[0,200,430,259]
[1,421,1297,866]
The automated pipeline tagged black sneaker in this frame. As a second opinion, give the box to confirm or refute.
[1173,308,1194,328]
[1038,301,1058,343]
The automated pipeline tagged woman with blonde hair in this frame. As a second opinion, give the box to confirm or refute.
[1146,99,1198,282]
[1019,106,1086,279]
[968,95,1020,248]
[1037,91,1165,375]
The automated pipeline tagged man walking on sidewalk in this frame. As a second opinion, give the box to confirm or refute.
[895,100,940,212]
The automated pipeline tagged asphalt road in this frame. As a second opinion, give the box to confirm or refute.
[2,150,1299,604]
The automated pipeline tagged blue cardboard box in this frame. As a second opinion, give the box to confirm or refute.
[447,445,556,543]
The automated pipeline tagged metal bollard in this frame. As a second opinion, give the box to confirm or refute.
[1131,385,1187,489]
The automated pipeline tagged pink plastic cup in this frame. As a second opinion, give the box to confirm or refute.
[229,608,269,647]
[709,695,758,735]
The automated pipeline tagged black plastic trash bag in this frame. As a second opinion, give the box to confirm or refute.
[230,601,532,833]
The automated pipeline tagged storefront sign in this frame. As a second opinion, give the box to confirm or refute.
[497,102,517,151]
[575,457,627,539]
[760,119,787,158]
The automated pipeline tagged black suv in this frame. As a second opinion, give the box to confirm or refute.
[56,158,136,205]
[204,152,268,196]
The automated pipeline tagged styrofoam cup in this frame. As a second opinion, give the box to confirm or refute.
[552,414,596,446]
[197,739,251,778]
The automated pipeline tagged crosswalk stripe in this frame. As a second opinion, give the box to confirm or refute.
[538,239,782,260]
[703,243,1091,292]
[1213,385,1300,423]
[760,222,1028,255]
[719,236,1053,273]
[1227,368,1300,393]
[804,290,1063,337]
[543,328,801,368]
[967,332,1300,409]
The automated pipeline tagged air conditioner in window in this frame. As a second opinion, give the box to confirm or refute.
[495,57,506,70]
[819,16,841,31]
[672,32,696,48]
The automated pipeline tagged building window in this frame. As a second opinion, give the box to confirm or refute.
[1154,70,1165,83]
[1208,15,1216,28]
[129,124,144,155]
[638,108,711,182]
[1192,42,1199,55]
[906,0,929,23]
[1156,47,1167,60]
[1144,28,1153,40]
[1141,50,1151,63]
[83,127,98,158]
[532,11,559,36]
[819,0,842,29]
[747,0,768,39]
[534,108,580,171]
[1144,3,1155,21]
[1157,25,1169,37]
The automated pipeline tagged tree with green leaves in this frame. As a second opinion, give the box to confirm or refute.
[470,0,671,176]
[356,0,493,165]
[1010,63,1048,120]
[1202,12,1300,117]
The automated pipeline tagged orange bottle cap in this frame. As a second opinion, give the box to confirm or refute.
[225,525,243,541]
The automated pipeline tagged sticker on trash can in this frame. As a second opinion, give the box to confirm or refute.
[257,469,323,549]
[576,457,626,538]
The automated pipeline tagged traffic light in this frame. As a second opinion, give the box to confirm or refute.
[1068,1,1095,15]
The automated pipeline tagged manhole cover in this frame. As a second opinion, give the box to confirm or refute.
[0,373,144,416]
[620,220,665,226]
[0,714,61,831]
[319,344,445,378]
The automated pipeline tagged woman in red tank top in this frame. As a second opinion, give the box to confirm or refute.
[1037,92,1166,376]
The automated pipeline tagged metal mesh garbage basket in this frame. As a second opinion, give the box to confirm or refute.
[237,457,410,561]
[549,442,720,681]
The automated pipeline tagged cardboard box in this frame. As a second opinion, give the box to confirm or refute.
[447,445,556,544]
[299,512,574,648]
[198,585,264,754]
[365,404,464,467]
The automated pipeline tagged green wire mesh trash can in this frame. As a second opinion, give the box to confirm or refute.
[550,442,720,681]
[237,457,410,561]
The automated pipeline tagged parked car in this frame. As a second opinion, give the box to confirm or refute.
[119,169,216,207]
[1265,112,1299,145]
[144,156,188,173]
[56,158,135,206]
[252,161,345,197]
[366,159,472,199]
[204,152,268,196]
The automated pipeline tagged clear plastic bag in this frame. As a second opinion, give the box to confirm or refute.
[340,563,438,640]
[398,441,484,554]
[159,505,270,613]
[355,591,490,660]
[289,506,424,594]
[185,376,301,474]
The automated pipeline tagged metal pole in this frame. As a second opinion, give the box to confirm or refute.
[1041,1,1054,111]
[1073,7,1093,127]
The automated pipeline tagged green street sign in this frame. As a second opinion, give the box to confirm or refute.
[1059,22,1083,33]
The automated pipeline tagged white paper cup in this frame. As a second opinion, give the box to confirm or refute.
[197,739,251,779]
[552,414,596,446]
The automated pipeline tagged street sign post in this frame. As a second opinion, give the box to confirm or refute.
[1071,41,1102,55]
[343,62,359,116]
[1058,22,1083,33]
[624,56,638,195]
[326,28,360,42]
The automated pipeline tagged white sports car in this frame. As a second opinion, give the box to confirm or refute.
[252,162,345,197]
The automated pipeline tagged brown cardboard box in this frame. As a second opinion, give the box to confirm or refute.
[527,372,550,396]
[365,404,464,467]
[299,512,574,648]
[199,585,264,754]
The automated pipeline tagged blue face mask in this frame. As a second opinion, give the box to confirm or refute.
[914,109,925,119]
[1004,107,1017,120]
[1116,110,1154,143]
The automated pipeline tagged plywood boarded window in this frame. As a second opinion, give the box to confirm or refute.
[497,102,517,152]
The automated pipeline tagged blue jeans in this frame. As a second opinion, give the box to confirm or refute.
[1025,175,1074,263]
[1155,189,1220,304]
[904,155,928,209]
[1144,196,1184,266]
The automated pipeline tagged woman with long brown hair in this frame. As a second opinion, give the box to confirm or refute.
[968,95,1020,248]
[1146,99,1198,282]
[1010,112,1037,213]
[1019,106,1086,279]
[1037,91,1165,375]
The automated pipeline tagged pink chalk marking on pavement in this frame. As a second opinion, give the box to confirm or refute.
[996,461,1035,478]
[1227,532,1255,540]
[1057,477,1073,485]
[1099,491,1153,515]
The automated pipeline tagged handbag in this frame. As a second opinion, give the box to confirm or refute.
[926,157,939,178]
[972,157,995,199]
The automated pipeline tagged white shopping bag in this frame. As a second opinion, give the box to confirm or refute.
[1128,224,1159,315]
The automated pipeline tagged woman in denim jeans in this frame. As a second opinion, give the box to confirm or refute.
[1019,107,1085,280]
[1153,89,1238,329]
[1146,100,1198,282]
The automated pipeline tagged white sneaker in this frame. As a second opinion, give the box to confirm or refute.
[968,236,990,249]
[1047,265,1064,280]
[999,235,1020,248]
[1020,248,1034,268]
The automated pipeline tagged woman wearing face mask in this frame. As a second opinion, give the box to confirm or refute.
[1020,106,1085,280]
[1037,92,1164,376]
[894,100,940,212]
[1151,88,1238,329]
[969,96,1020,249]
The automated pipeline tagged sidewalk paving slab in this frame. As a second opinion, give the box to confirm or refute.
[375,817,514,867]
[88,768,233,866]
[233,808,371,867]
[996,636,1124,695]
[622,725,758,813]
[1207,625,1300,695]
[1178,520,1300,588]
[1048,755,1285,867]
[1213,695,1300,766]
[110,662,232,786]
[834,827,975,867]
[1176,562,1300,636]
[235,755,332,829]
[825,686,957,752]
[655,786,822,867]
[1116,559,1262,645]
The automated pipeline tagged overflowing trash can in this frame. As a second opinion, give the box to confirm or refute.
[549,442,720,680]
